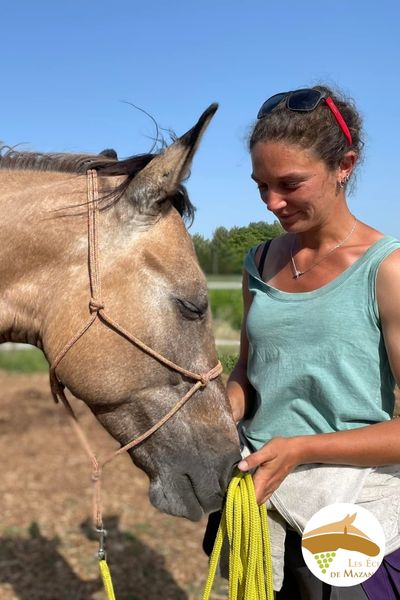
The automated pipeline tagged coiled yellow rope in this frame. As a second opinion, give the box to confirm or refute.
[97,472,273,600]
[99,559,116,600]
[202,472,274,600]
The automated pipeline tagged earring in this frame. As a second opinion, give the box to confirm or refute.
[339,174,350,188]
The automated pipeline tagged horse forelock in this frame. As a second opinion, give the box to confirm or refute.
[0,146,195,223]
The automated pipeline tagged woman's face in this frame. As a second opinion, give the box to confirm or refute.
[250,141,340,232]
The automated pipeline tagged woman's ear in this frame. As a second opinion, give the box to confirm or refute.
[338,150,357,181]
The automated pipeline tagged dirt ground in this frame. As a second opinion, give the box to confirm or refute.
[0,372,228,600]
[1,372,399,600]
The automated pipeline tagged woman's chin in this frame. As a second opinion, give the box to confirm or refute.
[278,213,302,230]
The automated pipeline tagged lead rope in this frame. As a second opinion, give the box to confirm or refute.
[97,527,116,600]
[48,169,222,599]
[99,561,116,600]
[203,472,274,600]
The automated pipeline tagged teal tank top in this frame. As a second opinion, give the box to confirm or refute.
[242,236,400,451]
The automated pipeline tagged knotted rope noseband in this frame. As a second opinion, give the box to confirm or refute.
[49,169,222,530]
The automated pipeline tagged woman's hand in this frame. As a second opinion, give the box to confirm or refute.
[238,437,303,504]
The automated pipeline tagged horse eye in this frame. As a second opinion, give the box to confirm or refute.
[176,298,206,320]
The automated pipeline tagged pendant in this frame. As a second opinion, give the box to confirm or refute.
[290,252,304,279]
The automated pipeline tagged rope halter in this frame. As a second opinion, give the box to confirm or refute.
[49,169,222,530]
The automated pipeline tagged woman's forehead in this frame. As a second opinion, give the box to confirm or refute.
[251,141,321,177]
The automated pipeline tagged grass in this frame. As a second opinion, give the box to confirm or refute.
[0,347,48,372]
[209,289,243,331]
[206,274,242,283]
[218,352,238,374]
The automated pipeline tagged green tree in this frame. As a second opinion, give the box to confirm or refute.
[210,226,233,274]
[192,233,212,273]
[192,220,282,274]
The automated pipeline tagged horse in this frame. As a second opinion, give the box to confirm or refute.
[0,104,241,522]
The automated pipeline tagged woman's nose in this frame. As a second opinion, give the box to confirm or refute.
[264,190,287,212]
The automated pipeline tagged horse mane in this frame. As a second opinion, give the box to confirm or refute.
[0,145,195,223]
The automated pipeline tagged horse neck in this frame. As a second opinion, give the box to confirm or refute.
[0,171,88,347]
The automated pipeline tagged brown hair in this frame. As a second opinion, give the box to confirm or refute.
[249,85,364,176]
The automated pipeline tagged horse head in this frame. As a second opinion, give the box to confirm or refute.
[0,105,241,521]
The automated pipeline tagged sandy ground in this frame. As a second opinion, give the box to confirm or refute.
[0,372,228,600]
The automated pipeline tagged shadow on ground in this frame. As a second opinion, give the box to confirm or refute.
[0,516,188,600]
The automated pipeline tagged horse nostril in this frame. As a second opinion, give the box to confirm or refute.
[219,449,242,493]
[231,458,241,477]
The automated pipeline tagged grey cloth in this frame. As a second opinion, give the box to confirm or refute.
[266,464,400,590]
[239,437,400,591]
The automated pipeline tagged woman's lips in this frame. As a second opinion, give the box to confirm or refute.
[278,211,300,221]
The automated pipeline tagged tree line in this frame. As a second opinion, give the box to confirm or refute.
[192,221,282,275]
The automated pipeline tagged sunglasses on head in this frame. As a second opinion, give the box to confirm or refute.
[257,88,353,146]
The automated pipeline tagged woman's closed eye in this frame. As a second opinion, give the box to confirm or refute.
[280,176,308,191]
[256,181,302,193]
[277,180,302,191]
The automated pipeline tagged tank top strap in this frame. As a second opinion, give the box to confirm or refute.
[257,240,272,277]
[366,236,400,321]
[244,245,264,281]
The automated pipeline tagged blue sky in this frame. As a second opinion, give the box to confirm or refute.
[1,1,399,239]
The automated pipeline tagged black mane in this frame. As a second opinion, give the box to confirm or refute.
[0,146,195,223]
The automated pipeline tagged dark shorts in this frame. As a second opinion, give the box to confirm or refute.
[203,513,400,599]
[278,529,400,600]
[277,529,368,599]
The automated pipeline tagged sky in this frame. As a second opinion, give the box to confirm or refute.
[1,1,399,239]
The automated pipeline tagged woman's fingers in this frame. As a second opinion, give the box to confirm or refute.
[238,437,302,503]
[238,443,277,472]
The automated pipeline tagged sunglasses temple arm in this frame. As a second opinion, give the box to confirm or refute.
[325,97,353,146]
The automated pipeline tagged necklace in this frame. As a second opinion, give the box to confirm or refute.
[290,218,358,279]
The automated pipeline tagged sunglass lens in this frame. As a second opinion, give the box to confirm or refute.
[257,93,288,119]
[287,89,322,111]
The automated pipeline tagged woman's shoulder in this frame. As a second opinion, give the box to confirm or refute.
[356,221,399,244]
[375,241,400,328]
[244,235,288,280]
[376,241,400,272]
[249,234,289,263]
[353,226,400,301]
[349,222,399,263]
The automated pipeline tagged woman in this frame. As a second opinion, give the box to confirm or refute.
[229,86,400,598]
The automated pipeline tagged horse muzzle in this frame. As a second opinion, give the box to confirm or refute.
[145,444,241,521]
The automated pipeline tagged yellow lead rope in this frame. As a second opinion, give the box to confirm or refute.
[203,472,274,600]
[97,472,273,600]
[99,559,116,600]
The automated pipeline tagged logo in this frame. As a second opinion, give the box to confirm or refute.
[301,503,385,586]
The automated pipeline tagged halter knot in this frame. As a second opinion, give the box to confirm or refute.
[89,298,105,312]
[91,467,101,482]
[199,373,211,387]
[199,362,223,387]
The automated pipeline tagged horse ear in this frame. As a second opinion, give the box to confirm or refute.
[99,148,118,159]
[128,103,218,213]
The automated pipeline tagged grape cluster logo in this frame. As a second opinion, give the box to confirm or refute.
[301,503,385,586]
